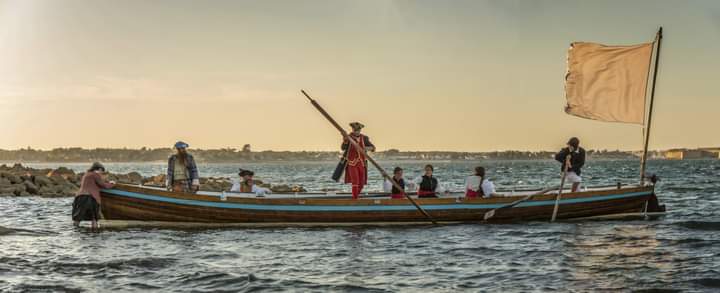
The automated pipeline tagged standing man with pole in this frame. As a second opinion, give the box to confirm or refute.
[341,122,375,199]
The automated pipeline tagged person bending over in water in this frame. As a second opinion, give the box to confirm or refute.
[464,166,499,198]
[72,162,115,230]
[231,169,271,196]
[555,137,586,192]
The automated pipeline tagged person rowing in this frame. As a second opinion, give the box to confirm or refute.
[554,137,586,192]
[341,122,375,199]
[383,167,408,199]
[231,169,271,196]
[411,164,448,198]
[464,166,500,198]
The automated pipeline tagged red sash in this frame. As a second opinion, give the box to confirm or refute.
[465,189,479,198]
[417,190,436,197]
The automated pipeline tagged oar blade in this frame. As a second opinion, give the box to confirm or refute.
[483,209,495,221]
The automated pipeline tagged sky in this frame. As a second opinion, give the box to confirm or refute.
[0,0,718,152]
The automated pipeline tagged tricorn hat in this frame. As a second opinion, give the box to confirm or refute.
[349,122,364,131]
[238,168,254,176]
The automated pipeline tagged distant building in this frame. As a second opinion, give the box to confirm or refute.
[664,149,717,160]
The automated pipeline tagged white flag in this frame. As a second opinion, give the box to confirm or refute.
[564,42,654,124]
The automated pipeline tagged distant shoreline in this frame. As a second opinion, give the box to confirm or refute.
[1,147,717,163]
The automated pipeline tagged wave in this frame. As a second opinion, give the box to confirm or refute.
[674,221,720,231]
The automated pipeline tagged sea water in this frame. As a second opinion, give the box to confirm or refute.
[1,159,719,292]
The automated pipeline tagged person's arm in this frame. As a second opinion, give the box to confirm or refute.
[166,156,174,188]
[187,155,200,187]
[251,184,271,195]
[230,180,240,192]
[555,148,568,163]
[383,179,393,193]
[364,136,375,152]
[435,179,448,194]
[482,180,498,197]
[341,138,349,151]
[94,173,115,189]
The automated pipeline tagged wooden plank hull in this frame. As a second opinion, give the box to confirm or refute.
[100,185,664,224]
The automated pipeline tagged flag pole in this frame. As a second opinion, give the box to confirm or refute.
[640,27,663,185]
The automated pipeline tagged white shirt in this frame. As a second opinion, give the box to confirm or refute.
[383,177,408,193]
[464,175,496,197]
[230,179,272,195]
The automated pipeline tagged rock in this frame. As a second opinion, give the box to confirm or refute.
[49,175,68,185]
[127,172,143,184]
[0,177,11,187]
[38,186,55,196]
[34,176,53,187]
[11,184,26,196]
[0,186,16,196]
[23,181,39,195]
[48,167,75,178]
[0,172,22,184]
[142,174,166,186]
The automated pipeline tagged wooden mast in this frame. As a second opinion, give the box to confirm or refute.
[640,27,663,185]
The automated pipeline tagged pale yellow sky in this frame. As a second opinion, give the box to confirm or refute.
[1,0,719,151]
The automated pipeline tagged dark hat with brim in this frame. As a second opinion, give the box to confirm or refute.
[174,141,189,149]
[349,122,364,130]
[238,169,254,176]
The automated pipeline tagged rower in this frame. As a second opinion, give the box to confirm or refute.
[383,167,407,199]
[341,122,375,199]
[465,166,500,198]
[166,141,200,193]
[555,137,586,192]
[231,169,271,195]
[412,164,447,198]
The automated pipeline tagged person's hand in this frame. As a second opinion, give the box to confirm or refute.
[109,181,116,185]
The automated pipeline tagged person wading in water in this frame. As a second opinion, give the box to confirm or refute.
[555,137,586,192]
[72,162,115,230]
[341,122,375,199]
[166,141,200,193]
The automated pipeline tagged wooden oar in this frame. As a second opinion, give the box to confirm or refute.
[483,185,559,221]
[550,154,572,222]
[301,89,437,225]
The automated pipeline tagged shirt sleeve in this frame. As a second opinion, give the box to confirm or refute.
[230,180,240,192]
[481,180,496,197]
[383,180,393,193]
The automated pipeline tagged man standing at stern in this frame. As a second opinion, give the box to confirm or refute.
[555,137,586,192]
[166,141,200,193]
[342,122,375,199]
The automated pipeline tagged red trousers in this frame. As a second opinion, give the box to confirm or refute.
[346,164,366,199]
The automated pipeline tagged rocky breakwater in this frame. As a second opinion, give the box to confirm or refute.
[0,164,306,197]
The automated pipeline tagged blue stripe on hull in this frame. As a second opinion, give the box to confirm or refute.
[101,189,652,212]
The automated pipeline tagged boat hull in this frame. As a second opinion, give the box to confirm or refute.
[100,185,664,224]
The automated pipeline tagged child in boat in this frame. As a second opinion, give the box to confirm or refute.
[555,137,586,192]
[72,162,115,230]
[411,164,448,198]
[231,169,271,195]
[465,166,499,198]
[383,167,407,199]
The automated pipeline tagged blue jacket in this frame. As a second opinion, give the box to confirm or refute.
[167,154,200,188]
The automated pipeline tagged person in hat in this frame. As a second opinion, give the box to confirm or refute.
[166,141,200,193]
[383,167,409,199]
[341,122,375,199]
[230,168,271,195]
[72,162,115,229]
[555,137,586,192]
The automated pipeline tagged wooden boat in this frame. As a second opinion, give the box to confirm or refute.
[99,184,665,225]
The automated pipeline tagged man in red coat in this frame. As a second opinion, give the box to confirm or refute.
[342,122,375,199]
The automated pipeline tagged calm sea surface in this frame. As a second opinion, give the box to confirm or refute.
[1,160,719,292]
